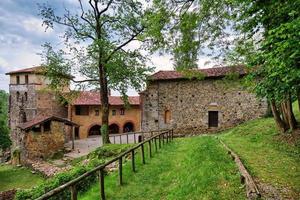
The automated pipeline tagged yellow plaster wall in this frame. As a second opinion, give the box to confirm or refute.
[71,105,141,139]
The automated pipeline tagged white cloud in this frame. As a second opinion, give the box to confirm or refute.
[22,17,52,35]
[149,54,173,71]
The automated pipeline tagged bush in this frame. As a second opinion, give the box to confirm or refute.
[15,144,133,200]
[15,159,102,200]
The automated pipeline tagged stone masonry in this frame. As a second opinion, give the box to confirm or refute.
[141,67,268,135]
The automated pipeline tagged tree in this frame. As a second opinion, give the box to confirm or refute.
[227,0,300,132]
[39,0,170,144]
[150,0,235,70]
[0,90,11,151]
[157,0,300,133]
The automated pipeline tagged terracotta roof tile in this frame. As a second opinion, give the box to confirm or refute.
[150,66,247,81]
[73,91,140,106]
[6,66,44,75]
[19,115,78,130]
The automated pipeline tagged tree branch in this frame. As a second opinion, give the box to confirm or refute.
[63,9,96,40]
[71,78,99,83]
[105,27,145,63]
[78,0,96,30]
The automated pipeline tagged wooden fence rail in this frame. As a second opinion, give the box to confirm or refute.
[35,129,174,200]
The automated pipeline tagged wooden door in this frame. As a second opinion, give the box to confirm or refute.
[208,111,218,127]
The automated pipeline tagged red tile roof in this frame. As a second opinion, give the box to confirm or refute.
[19,115,78,130]
[150,66,247,81]
[5,66,44,75]
[72,91,140,106]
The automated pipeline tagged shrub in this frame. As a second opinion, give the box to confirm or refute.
[15,144,133,200]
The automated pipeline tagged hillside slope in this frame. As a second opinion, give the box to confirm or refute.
[220,102,300,199]
[80,137,245,200]
[80,103,300,200]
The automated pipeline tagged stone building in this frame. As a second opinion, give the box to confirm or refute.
[140,66,268,134]
[70,91,141,139]
[19,116,77,160]
[6,67,71,162]
[6,66,141,161]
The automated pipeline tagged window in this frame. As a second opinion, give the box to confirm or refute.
[164,110,171,124]
[95,109,99,116]
[32,125,41,132]
[25,75,29,84]
[120,108,125,115]
[75,106,89,115]
[16,76,20,84]
[208,111,218,128]
[44,121,51,132]
[112,109,116,116]
[24,92,28,101]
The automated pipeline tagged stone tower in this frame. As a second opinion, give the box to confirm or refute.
[5,66,68,159]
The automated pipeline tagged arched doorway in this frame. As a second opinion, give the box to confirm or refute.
[109,124,119,134]
[88,125,101,136]
[123,122,134,133]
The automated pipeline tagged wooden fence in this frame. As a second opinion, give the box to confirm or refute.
[109,130,160,144]
[36,129,174,200]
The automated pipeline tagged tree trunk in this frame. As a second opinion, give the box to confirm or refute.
[280,102,289,125]
[270,100,287,133]
[286,96,297,130]
[99,64,111,144]
[297,88,300,112]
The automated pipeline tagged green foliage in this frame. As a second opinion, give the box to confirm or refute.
[80,137,245,200]
[0,90,11,150]
[151,0,235,69]
[180,69,205,80]
[229,0,300,102]
[15,144,133,200]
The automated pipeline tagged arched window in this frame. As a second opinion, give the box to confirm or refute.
[164,110,171,124]
[88,125,101,136]
[109,124,119,134]
[123,122,134,133]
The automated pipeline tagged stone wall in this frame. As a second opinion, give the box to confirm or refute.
[141,78,268,135]
[9,84,67,157]
[24,121,65,159]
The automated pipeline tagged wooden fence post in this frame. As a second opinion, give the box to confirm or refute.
[120,135,122,144]
[166,132,168,143]
[149,140,152,158]
[71,126,75,150]
[119,157,123,185]
[141,144,145,164]
[154,137,158,152]
[70,185,77,200]
[159,135,161,148]
[134,132,136,143]
[99,169,105,200]
[126,134,129,144]
[113,136,116,144]
[131,150,136,172]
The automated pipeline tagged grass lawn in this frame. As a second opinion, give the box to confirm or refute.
[0,164,44,192]
[79,137,245,200]
[220,102,300,199]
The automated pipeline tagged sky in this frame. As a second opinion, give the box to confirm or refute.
[0,0,214,93]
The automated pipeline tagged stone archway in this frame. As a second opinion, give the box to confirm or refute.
[109,123,119,134]
[123,122,134,133]
[88,124,101,136]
